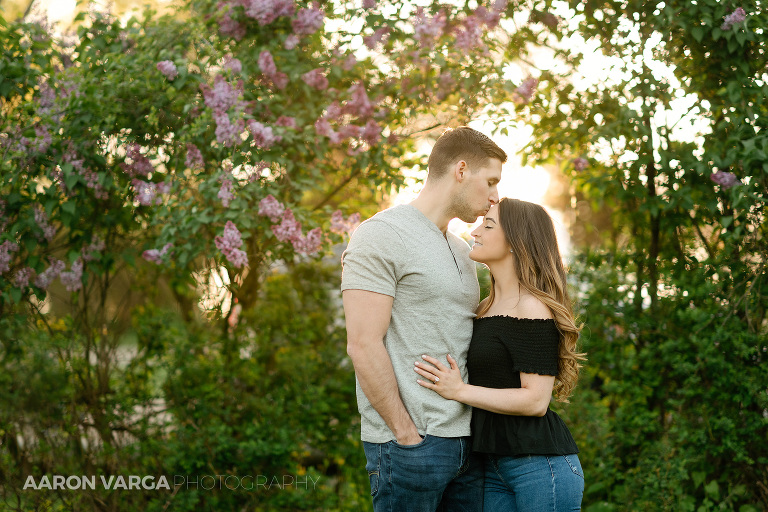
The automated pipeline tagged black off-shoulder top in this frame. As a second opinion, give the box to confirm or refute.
[467,315,578,456]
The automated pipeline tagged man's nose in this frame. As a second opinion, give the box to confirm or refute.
[489,188,499,204]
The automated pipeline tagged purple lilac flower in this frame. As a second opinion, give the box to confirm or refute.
[63,143,85,172]
[363,0,376,8]
[573,157,589,171]
[0,200,6,232]
[292,3,324,35]
[143,243,173,264]
[258,51,277,76]
[479,0,507,28]
[272,71,289,90]
[32,125,53,153]
[258,195,285,222]
[15,267,34,288]
[224,56,242,74]
[186,143,204,169]
[133,180,158,206]
[0,241,19,274]
[34,207,56,242]
[121,144,154,177]
[242,0,295,25]
[276,116,296,129]
[325,102,342,120]
[219,177,234,207]
[249,161,270,182]
[132,180,168,206]
[257,51,289,89]
[721,7,746,30]
[456,15,484,51]
[201,75,243,112]
[414,7,447,47]
[272,209,303,242]
[157,60,178,80]
[248,121,281,149]
[219,6,246,40]
[342,54,357,71]
[285,34,300,49]
[514,77,538,104]
[344,83,376,118]
[213,111,245,147]
[710,171,740,189]
[361,119,382,145]
[315,118,340,144]
[81,236,105,262]
[436,71,456,101]
[157,181,172,195]
[215,221,248,268]
[302,68,329,90]
[338,124,363,139]
[60,259,83,292]
[330,210,361,235]
[292,227,323,255]
[36,80,57,117]
[34,259,65,289]
[363,27,389,50]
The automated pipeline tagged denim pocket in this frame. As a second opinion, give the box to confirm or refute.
[363,442,381,496]
[390,434,429,449]
[367,471,379,496]
[563,454,584,478]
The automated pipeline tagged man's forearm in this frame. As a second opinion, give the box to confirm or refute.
[348,339,420,442]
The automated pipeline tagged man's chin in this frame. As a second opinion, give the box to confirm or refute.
[458,213,482,223]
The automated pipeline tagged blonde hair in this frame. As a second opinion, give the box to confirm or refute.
[477,198,586,402]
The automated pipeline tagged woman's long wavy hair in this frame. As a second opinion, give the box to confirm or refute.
[476,198,586,402]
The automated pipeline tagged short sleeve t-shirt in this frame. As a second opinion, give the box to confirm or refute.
[341,204,480,443]
[467,315,579,456]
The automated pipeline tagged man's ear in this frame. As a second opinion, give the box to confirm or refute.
[453,160,468,182]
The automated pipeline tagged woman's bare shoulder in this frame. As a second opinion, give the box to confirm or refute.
[511,294,553,320]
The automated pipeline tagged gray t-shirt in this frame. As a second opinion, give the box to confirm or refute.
[341,204,480,443]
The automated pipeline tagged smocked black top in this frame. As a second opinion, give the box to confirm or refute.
[466,315,578,456]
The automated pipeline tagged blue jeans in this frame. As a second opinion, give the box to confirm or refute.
[363,435,484,512]
[483,454,584,511]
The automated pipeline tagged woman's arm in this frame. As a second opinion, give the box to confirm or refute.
[414,354,554,417]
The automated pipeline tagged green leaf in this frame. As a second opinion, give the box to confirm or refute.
[61,202,76,216]
[65,174,79,190]
[704,480,720,499]
[691,26,704,43]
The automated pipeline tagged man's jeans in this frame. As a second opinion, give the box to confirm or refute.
[483,453,584,511]
[362,435,483,512]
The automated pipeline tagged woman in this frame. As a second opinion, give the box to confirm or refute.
[414,197,586,511]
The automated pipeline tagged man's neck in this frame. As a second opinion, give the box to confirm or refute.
[410,192,453,234]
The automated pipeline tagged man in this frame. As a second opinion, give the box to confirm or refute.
[341,126,507,511]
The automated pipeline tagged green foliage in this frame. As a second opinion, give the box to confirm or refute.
[527,1,768,508]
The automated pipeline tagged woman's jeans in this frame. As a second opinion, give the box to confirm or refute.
[362,435,484,512]
[483,453,584,511]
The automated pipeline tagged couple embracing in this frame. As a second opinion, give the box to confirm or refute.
[341,127,586,511]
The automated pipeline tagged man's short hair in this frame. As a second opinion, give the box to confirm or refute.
[427,126,508,179]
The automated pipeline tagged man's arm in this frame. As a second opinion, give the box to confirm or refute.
[343,289,422,445]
